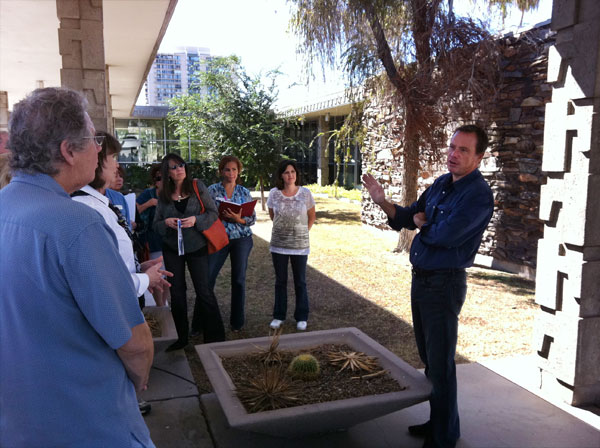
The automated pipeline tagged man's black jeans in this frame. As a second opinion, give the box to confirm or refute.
[411,268,467,448]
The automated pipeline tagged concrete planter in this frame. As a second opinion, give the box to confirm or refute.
[143,306,177,345]
[196,327,431,438]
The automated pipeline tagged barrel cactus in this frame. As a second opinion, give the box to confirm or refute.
[287,353,320,381]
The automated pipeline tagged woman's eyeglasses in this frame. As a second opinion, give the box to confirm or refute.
[168,162,186,170]
[83,135,106,146]
[154,176,162,182]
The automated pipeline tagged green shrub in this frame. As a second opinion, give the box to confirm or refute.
[187,161,220,186]
[123,165,152,192]
[287,353,320,381]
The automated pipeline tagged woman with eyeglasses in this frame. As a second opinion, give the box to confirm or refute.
[207,155,256,332]
[71,132,172,307]
[72,132,171,417]
[136,164,169,306]
[153,153,225,351]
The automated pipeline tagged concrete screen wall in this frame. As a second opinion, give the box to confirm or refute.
[533,0,600,407]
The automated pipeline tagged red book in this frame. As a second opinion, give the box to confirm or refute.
[218,199,257,218]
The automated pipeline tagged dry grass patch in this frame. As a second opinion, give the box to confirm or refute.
[184,197,537,393]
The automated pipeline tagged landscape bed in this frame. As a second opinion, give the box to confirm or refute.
[221,342,406,413]
[196,327,431,437]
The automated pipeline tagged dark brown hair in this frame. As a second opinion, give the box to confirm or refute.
[149,164,161,182]
[89,131,121,190]
[158,153,192,203]
[116,164,126,179]
[275,159,301,190]
[218,155,243,184]
[454,124,489,155]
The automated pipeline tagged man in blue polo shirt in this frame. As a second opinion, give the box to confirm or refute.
[363,124,494,448]
[0,88,155,448]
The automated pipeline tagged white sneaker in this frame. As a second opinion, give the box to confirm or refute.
[296,321,307,331]
[270,319,283,329]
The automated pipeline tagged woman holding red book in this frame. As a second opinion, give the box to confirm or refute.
[208,156,256,332]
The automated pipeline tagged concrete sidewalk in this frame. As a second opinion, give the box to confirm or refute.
[140,339,210,448]
[142,338,600,448]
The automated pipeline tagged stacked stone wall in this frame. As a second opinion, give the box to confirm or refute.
[361,24,555,276]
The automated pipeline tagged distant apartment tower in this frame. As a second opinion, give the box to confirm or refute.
[145,46,211,106]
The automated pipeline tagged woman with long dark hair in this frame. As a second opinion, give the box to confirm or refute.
[267,159,316,332]
[153,153,225,351]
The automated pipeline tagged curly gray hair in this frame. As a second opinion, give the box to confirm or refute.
[8,87,90,175]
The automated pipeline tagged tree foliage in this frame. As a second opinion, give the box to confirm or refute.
[168,56,303,206]
[487,0,541,18]
[289,0,539,251]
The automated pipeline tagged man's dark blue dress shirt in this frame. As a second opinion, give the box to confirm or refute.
[389,169,494,270]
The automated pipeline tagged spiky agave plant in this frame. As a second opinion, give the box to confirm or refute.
[255,327,282,365]
[235,366,301,412]
[327,350,380,373]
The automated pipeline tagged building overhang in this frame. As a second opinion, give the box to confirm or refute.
[0,0,177,118]
[278,88,362,121]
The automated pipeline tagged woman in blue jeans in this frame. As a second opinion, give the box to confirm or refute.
[208,156,255,332]
[267,160,316,331]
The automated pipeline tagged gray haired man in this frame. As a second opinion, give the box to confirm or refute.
[0,88,155,448]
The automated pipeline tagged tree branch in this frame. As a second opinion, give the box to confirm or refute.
[361,1,405,93]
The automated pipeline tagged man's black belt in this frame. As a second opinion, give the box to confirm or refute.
[411,267,465,277]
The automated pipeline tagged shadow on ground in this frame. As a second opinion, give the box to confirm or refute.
[468,270,535,296]
[184,233,469,393]
[315,209,360,225]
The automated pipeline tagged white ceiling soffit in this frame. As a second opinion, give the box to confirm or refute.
[0,0,176,118]
[0,1,62,110]
[104,0,177,118]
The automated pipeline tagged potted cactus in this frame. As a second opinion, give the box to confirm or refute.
[287,353,320,381]
[196,327,431,438]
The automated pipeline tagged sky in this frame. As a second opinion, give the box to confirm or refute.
[151,0,554,109]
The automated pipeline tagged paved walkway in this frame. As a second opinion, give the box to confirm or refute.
[143,192,600,447]
[142,336,600,448]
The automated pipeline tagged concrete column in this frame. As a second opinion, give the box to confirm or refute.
[105,64,113,133]
[317,115,330,186]
[56,0,108,132]
[0,91,8,131]
[533,0,600,406]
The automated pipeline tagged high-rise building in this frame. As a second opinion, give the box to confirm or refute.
[145,46,211,106]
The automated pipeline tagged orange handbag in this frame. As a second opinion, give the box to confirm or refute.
[192,179,229,254]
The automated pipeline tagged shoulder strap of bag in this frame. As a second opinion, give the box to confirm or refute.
[192,179,206,214]
[70,190,90,198]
